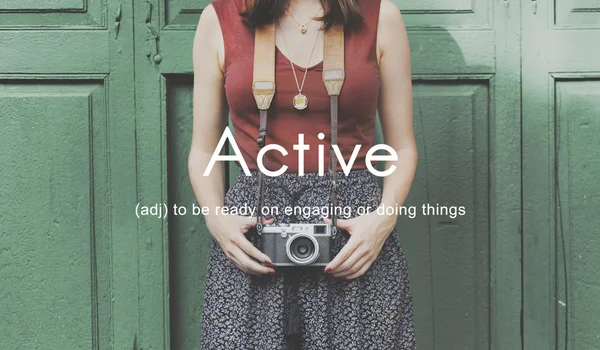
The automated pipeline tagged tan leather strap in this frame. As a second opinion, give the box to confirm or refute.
[253,23,276,148]
[252,23,276,109]
[252,24,345,233]
[323,24,345,96]
[322,25,345,230]
[252,23,276,230]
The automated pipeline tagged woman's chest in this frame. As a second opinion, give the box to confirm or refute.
[224,48,380,119]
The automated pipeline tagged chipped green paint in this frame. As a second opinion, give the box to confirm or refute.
[0,1,139,350]
[522,1,600,349]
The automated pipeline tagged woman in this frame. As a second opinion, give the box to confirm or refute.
[188,0,417,348]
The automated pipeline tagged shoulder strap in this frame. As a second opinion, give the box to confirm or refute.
[322,24,345,96]
[252,23,276,232]
[322,25,344,230]
[252,24,345,233]
[252,23,276,148]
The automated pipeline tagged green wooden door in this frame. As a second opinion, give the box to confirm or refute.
[131,1,214,349]
[522,1,600,349]
[8,1,599,349]
[0,1,141,349]
[395,1,523,349]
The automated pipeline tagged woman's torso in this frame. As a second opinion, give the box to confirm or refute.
[211,0,382,173]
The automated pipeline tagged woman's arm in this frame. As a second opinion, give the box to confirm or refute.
[324,0,417,279]
[188,4,228,212]
[188,5,275,275]
[376,0,417,216]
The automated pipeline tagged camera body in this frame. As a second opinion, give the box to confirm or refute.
[260,223,333,266]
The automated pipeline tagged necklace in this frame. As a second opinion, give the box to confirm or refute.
[286,7,323,34]
[278,22,322,110]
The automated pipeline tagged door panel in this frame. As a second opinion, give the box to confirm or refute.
[132,1,210,349]
[165,0,209,26]
[0,1,107,73]
[401,80,491,349]
[0,81,110,350]
[555,0,600,25]
[0,0,104,26]
[401,0,491,27]
[555,80,600,346]
[523,1,600,347]
[397,0,521,349]
[167,77,212,350]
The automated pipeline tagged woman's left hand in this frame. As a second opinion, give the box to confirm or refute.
[323,210,397,279]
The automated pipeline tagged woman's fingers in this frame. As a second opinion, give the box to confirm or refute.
[331,250,369,278]
[322,216,358,272]
[325,237,359,272]
[261,216,275,224]
[233,234,272,264]
[227,243,274,275]
[231,215,275,273]
[241,215,274,228]
[345,259,373,280]
[212,215,277,275]
[322,216,353,231]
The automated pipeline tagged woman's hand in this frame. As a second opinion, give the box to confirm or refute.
[206,214,276,275]
[323,210,397,279]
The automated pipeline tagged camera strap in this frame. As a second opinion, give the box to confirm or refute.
[252,23,345,234]
[252,22,276,234]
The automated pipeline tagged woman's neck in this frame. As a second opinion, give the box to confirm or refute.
[289,0,321,5]
[288,0,322,12]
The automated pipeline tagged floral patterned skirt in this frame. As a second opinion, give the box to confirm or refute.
[201,169,416,349]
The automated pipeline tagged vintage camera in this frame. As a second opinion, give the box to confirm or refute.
[260,223,333,266]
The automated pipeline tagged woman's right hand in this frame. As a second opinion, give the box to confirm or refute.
[206,215,276,275]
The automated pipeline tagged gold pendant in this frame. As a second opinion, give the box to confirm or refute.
[293,94,308,110]
[300,24,307,34]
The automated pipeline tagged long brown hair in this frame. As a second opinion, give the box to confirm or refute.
[241,0,363,31]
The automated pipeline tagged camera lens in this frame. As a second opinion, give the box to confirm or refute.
[286,233,320,265]
[292,237,312,258]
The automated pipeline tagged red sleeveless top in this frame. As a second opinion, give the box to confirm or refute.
[211,0,381,173]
